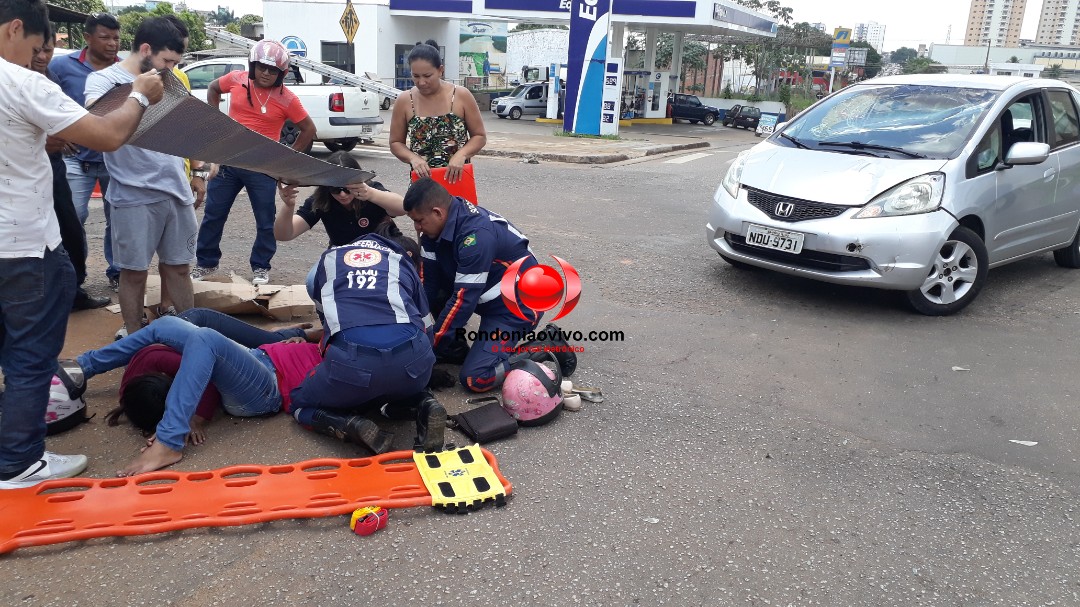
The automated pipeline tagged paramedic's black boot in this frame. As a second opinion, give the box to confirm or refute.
[414,392,447,452]
[512,323,577,377]
[308,410,394,454]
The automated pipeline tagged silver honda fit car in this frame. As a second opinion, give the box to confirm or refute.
[706,74,1080,315]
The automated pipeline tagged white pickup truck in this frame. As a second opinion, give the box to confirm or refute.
[181,57,383,153]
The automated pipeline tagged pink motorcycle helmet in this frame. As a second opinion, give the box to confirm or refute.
[501,357,563,427]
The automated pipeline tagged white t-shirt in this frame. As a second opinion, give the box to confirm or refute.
[0,56,89,258]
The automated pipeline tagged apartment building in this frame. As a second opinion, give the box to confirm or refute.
[964,0,1028,47]
[853,21,886,51]
[1036,0,1080,45]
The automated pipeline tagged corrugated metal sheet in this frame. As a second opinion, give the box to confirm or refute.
[87,71,375,187]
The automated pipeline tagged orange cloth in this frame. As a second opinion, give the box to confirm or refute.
[218,70,308,141]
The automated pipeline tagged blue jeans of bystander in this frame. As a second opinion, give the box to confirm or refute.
[0,247,77,476]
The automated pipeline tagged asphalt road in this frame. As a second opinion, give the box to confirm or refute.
[2,123,1079,606]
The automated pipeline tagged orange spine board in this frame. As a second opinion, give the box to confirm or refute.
[0,448,510,554]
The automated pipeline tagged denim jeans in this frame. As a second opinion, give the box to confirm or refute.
[0,247,76,476]
[196,166,279,271]
[178,308,305,348]
[64,157,119,281]
[76,316,282,452]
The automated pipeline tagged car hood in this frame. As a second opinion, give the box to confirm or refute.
[740,144,949,206]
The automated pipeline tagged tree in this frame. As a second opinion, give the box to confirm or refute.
[116,4,207,52]
[1007,56,1020,63]
[891,47,918,64]
[510,23,567,32]
[211,7,236,26]
[1046,63,1064,79]
[48,0,106,48]
[903,57,946,74]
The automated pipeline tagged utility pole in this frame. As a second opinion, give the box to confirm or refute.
[983,38,991,74]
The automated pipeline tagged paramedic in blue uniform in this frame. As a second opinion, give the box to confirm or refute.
[289,230,445,451]
[403,178,544,392]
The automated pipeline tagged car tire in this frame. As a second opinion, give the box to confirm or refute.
[1052,223,1080,267]
[904,226,988,316]
[279,121,313,155]
[509,107,523,120]
[381,97,392,110]
[703,113,717,126]
[325,138,358,153]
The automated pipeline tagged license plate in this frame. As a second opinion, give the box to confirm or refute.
[361,126,373,134]
[745,224,804,254]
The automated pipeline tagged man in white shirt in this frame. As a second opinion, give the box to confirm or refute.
[0,0,165,489]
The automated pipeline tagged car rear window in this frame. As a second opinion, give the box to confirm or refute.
[781,84,999,158]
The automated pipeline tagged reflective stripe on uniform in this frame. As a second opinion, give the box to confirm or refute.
[455,272,488,284]
[478,283,501,304]
[320,254,341,336]
[385,251,411,324]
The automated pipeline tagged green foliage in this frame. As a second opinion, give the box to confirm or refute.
[722,83,733,99]
[778,83,791,105]
[553,130,620,140]
[211,7,236,26]
[1046,63,1064,79]
[115,5,208,52]
[1008,56,1020,63]
[511,23,567,32]
[47,0,106,48]
[890,47,918,64]
[903,57,947,74]
[238,14,263,25]
[225,22,241,35]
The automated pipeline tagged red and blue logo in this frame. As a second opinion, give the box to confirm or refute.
[499,256,581,322]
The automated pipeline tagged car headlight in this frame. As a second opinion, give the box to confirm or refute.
[721,153,748,199]
[853,173,945,218]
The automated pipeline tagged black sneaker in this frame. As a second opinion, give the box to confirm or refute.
[414,394,447,452]
[72,289,110,310]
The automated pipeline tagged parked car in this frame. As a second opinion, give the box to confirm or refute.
[182,57,383,153]
[670,93,719,125]
[706,74,1080,315]
[491,82,548,119]
[722,104,762,129]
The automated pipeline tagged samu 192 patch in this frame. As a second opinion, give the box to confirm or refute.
[462,234,477,247]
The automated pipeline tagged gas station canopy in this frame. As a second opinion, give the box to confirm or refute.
[387,0,777,39]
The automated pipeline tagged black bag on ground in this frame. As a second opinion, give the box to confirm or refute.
[450,397,518,443]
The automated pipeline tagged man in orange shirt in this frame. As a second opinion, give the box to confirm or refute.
[192,39,316,285]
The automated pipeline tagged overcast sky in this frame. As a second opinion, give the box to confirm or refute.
[781,0,1043,51]
[128,0,1045,53]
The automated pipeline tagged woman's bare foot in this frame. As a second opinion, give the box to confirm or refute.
[117,441,183,477]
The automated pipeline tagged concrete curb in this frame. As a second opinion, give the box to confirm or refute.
[478,140,711,164]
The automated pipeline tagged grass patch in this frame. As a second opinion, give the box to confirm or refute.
[552,130,622,140]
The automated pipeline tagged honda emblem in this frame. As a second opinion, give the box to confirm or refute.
[774,201,795,218]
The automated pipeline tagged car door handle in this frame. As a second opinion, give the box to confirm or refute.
[1044,168,1057,179]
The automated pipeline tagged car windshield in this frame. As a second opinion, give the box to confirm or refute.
[781,84,1000,158]
[509,85,528,98]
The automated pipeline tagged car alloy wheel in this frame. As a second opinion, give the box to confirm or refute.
[905,226,988,316]
[703,113,716,126]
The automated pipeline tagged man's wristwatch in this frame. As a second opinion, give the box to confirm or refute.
[128,91,150,109]
[191,168,210,180]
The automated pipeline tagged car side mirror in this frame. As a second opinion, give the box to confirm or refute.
[1003,141,1050,166]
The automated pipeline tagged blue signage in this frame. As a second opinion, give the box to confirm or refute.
[281,36,308,57]
[563,0,612,135]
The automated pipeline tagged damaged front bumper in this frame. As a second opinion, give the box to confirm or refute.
[706,187,959,291]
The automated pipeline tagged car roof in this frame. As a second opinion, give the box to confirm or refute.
[860,73,1078,93]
